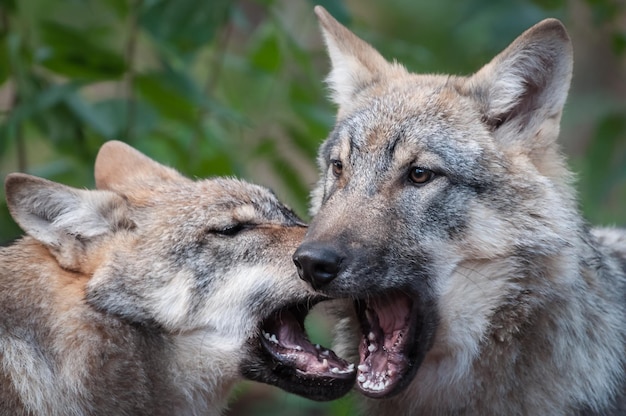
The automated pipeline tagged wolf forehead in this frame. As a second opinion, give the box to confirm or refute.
[129,177,296,221]
[320,80,498,177]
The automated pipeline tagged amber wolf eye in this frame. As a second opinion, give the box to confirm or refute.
[408,167,436,185]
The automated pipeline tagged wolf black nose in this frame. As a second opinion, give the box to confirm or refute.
[293,243,343,289]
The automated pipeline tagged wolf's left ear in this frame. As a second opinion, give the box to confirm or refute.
[466,19,573,148]
[95,140,188,193]
[314,6,404,112]
[5,173,133,271]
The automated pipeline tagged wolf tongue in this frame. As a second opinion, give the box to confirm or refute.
[263,308,316,354]
[365,295,411,352]
[260,307,356,378]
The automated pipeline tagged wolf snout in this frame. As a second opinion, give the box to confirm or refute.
[293,242,344,289]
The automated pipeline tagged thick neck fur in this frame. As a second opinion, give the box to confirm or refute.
[0,238,236,416]
[361,230,626,415]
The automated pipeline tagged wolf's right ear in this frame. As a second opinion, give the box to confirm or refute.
[95,140,187,193]
[314,6,403,112]
[5,173,133,271]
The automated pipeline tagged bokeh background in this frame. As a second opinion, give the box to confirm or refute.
[0,0,624,414]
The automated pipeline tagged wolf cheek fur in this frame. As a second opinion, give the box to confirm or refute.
[293,6,626,415]
[0,141,355,416]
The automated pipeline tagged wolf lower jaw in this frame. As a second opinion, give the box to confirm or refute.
[328,249,626,414]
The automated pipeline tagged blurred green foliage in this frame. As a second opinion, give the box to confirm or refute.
[0,0,624,414]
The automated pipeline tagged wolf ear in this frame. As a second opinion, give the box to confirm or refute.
[467,19,573,148]
[314,6,402,110]
[5,173,132,271]
[95,140,187,193]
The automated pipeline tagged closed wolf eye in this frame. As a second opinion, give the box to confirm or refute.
[209,223,249,237]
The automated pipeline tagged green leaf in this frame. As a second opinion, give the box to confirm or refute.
[101,0,131,18]
[2,81,82,145]
[583,113,626,203]
[612,32,626,55]
[0,37,10,85]
[93,98,160,141]
[250,26,282,73]
[134,70,205,124]
[0,0,17,13]
[0,201,22,245]
[139,0,231,58]
[63,93,117,140]
[38,21,126,80]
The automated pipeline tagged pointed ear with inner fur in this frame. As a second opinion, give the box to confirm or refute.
[95,140,188,193]
[465,18,573,149]
[5,173,133,271]
[314,6,404,112]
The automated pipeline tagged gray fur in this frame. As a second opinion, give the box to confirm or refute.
[302,7,626,415]
[1,141,310,415]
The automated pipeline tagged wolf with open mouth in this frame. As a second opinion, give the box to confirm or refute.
[0,140,354,415]
[293,6,626,415]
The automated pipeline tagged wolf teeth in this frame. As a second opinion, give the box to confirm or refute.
[331,365,356,375]
[368,331,376,341]
[358,370,391,391]
[358,364,368,372]
[360,379,390,391]
[367,344,377,352]
[262,330,279,344]
[370,381,387,391]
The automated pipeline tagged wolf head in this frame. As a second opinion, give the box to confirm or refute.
[294,6,577,398]
[5,141,355,401]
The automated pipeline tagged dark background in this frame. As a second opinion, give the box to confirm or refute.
[0,0,624,414]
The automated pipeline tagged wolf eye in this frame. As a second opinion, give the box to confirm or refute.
[211,223,247,236]
[331,159,343,177]
[408,167,435,185]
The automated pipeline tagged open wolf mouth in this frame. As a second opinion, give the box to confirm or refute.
[354,290,437,398]
[242,299,356,401]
